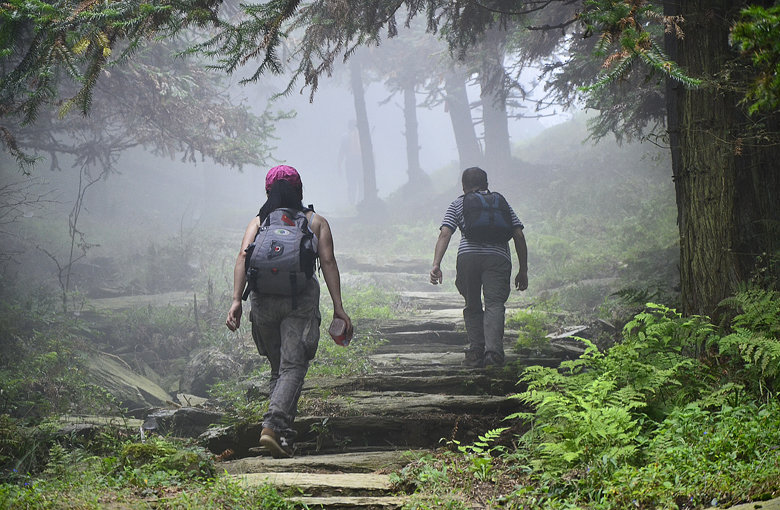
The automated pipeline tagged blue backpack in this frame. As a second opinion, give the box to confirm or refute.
[461,191,514,244]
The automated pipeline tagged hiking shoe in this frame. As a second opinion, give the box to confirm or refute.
[463,349,484,368]
[259,427,293,458]
[484,351,505,368]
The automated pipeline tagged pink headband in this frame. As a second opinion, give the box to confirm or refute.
[265,165,302,192]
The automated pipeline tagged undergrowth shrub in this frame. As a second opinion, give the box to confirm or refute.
[0,298,114,419]
[0,430,300,510]
[714,288,780,396]
[602,400,780,509]
[510,303,717,476]
[500,292,780,508]
[507,309,550,350]
[0,416,58,480]
[119,436,215,486]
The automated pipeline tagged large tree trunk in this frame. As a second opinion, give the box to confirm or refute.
[444,69,483,170]
[666,0,780,315]
[349,57,378,204]
[479,28,512,174]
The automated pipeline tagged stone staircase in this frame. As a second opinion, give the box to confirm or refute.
[213,289,579,509]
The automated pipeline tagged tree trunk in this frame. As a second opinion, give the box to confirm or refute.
[666,0,780,315]
[479,28,512,174]
[349,57,378,204]
[444,69,482,170]
[402,78,424,184]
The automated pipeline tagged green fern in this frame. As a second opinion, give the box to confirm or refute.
[515,370,643,473]
[714,288,780,395]
[509,304,719,476]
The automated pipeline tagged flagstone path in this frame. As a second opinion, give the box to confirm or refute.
[212,285,581,509]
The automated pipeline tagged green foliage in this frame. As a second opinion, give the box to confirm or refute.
[512,356,645,475]
[579,0,703,92]
[336,285,399,321]
[207,369,269,425]
[0,298,114,419]
[0,428,300,509]
[731,4,780,115]
[714,288,780,396]
[392,454,471,510]
[0,415,58,480]
[603,401,780,508]
[507,309,550,350]
[1,4,288,172]
[158,476,303,509]
[310,284,394,377]
[0,0,220,124]
[309,330,385,378]
[510,304,716,476]
[493,293,780,507]
[448,428,508,482]
[118,436,215,487]
[391,454,451,491]
[514,116,678,302]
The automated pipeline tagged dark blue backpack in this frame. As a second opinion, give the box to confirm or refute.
[461,191,513,244]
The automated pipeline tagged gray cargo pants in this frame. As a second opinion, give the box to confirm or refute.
[455,253,511,363]
[249,278,321,443]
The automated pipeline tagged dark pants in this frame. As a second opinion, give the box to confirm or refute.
[249,278,321,442]
[455,254,511,362]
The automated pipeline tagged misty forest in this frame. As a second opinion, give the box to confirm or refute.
[1,1,779,508]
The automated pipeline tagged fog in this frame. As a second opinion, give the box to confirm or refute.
[0,24,680,440]
[6,60,556,243]
[0,28,671,305]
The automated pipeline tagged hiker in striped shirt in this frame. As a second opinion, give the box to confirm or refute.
[430,167,528,368]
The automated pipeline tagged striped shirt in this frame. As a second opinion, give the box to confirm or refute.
[441,192,524,261]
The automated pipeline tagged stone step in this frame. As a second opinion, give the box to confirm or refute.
[375,331,466,346]
[373,342,470,355]
[300,391,518,417]
[220,450,422,475]
[235,472,393,497]
[366,317,461,334]
[294,495,407,509]
[202,407,514,458]
[292,413,510,455]
[397,291,464,310]
[367,346,577,371]
[372,339,520,354]
[312,373,517,396]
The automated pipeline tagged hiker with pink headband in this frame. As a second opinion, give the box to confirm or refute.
[226,165,353,458]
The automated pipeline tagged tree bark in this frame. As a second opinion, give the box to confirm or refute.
[402,78,424,184]
[349,57,378,203]
[479,28,512,174]
[666,0,780,315]
[444,69,483,170]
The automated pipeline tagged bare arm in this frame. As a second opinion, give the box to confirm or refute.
[311,214,353,337]
[430,226,454,285]
[512,227,528,291]
[226,217,260,331]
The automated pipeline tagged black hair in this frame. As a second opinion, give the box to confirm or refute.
[258,179,304,221]
[462,167,488,191]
